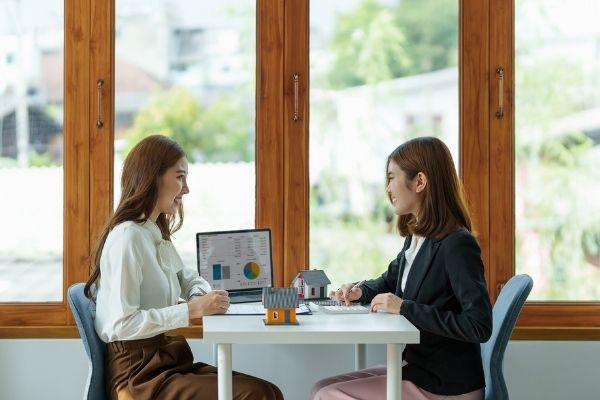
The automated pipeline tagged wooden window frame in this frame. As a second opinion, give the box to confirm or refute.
[0,0,92,337]
[3,0,599,340]
[0,0,287,338]
[282,0,600,340]
[487,0,600,339]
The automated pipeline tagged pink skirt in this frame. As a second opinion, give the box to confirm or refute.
[310,366,484,400]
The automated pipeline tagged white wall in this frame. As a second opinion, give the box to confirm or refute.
[0,340,599,400]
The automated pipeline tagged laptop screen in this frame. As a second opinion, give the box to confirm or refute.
[196,228,273,292]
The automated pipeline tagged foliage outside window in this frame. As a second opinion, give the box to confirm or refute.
[309,0,459,288]
[514,0,600,300]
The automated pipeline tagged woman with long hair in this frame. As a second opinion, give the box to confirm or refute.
[310,137,493,400]
[85,135,283,400]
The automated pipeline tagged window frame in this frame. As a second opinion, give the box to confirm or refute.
[284,0,600,339]
[0,0,288,338]
[3,0,599,340]
[488,0,600,339]
[0,0,92,336]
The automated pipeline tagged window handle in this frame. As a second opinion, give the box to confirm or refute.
[96,79,104,128]
[495,67,504,119]
[292,73,300,122]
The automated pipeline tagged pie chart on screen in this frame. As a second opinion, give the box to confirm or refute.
[243,262,261,279]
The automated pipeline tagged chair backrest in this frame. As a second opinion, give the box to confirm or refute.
[67,283,106,400]
[481,274,533,400]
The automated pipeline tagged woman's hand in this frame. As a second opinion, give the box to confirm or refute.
[329,283,362,306]
[187,290,230,320]
[370,293,402,314]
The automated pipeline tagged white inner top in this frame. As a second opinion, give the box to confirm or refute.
[401,235,426,292]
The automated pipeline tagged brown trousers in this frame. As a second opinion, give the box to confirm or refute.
[106,334,284,400]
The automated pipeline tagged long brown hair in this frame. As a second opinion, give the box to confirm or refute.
[84,135,186,298]
[386,136,472,238]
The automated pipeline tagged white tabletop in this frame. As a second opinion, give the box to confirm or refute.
[202,311,420,345]
[203,308,420,400]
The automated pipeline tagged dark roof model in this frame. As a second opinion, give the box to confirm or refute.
[296,269,331,286]
[262,287,299,309]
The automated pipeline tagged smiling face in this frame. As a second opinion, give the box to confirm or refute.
[150,157,189,221]
[386,160,426,217]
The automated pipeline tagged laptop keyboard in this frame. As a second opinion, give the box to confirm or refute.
[229,290,263,303]
[230,290,262,297]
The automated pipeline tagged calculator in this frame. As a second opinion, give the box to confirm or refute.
[313,303,370,314]
[303,299,338,306]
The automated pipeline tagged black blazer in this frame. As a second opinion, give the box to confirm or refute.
[359,228,493,395]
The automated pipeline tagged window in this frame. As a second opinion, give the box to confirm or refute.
[3,0,597,338]
[514,0,600,302]
[0,0,286,336]
[114,1,257,268]
[308,0,460,289]
[490,0,600,336]
[0,0,93,335]
[0,0,64,303]
[287,0,600,337]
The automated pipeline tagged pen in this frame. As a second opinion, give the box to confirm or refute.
[190,287,208,298]
[350,280,366,292]
[341,280,365,304]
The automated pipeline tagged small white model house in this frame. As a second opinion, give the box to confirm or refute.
[292,269,331,299]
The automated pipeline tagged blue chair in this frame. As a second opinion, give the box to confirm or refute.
[481,274,533,400]
[67,283,106,400]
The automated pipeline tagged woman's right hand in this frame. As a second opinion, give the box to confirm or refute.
[187,290,230,320]
[329,283,362,306]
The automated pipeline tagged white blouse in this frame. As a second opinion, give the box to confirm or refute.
[401,235,426,292]
[95,219,211,342]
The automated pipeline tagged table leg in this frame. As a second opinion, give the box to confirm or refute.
[386,343,404,400]
[217,343,232,400]
[213,344,218,366]
[354,344,366,370]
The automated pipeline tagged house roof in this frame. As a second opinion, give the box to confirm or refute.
[262,287,298,309]
[40,52,165,103]
[1,105,63,159]
[296,269,331,286]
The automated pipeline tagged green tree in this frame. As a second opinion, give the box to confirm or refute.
[324,0,458,89]
[125,87,253,162]
[325,0,412,88]
[515,59,600,300]
[394,0,458,73]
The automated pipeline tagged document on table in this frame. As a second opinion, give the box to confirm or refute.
[226,303,311,315]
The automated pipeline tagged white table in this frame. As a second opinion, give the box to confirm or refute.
[202,310,420,400]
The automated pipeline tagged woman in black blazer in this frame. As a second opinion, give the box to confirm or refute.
[310,137,493,400]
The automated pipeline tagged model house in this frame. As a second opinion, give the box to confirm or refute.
[292,269,331,299]
[262,287,299,325]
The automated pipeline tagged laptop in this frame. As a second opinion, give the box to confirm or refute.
[196,228,274,303]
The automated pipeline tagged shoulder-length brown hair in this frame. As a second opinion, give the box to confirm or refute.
[84,135,186,298]
[387,136,472,238]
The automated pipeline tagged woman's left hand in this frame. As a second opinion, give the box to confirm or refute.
[370,293,403,314]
